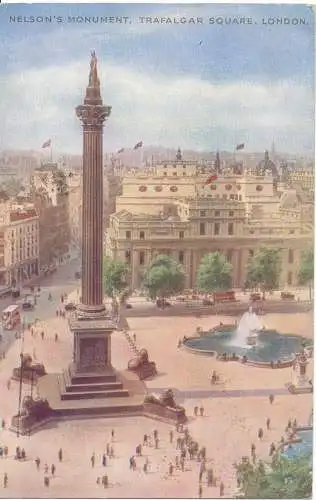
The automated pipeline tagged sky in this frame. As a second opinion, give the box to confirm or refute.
[0,3,314,155]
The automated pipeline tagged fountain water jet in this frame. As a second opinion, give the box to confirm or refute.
[233,307,262,348]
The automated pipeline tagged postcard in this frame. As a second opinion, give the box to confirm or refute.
[0,3,313,499]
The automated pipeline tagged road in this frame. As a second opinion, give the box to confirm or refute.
[0,257,80,356]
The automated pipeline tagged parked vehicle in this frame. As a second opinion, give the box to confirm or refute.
[65,302,76,311]
[2,305,21,330]
[250,292,262,301]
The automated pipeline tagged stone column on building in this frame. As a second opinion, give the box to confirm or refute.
[69,52,116,375]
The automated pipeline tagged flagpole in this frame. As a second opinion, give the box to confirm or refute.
[50,143,53,163]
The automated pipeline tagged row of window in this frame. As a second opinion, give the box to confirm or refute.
[139,185,179,192]
[199,222,234,236]
[138,184,264,192]
[200,210,235,217]
[11,224,37,237]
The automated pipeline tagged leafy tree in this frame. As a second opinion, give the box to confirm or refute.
[196,252,233,293]
[142,254,185,300]
[234,454,312,499]
[245,248,281,298]
[298,248,314,301]
[103,256,129,300]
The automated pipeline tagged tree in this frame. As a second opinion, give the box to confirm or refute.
[103,256,129,300]
[298,248,314,301]
[196,252,233,293]
[234,454,312,499]
[245,248,281,297]
[142,254,185,300]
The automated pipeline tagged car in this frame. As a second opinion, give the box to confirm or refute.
[124,303,133,309]
[22,302,34,311]
[65,302,76,311]
[250,292,262,301]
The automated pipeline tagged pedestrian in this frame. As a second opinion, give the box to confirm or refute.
[143,459,148,473]
[194,406,198,417]
[168,462,174,476]
[106,443,110,456]
[175,455,179,468]
[269,442,276,456]
[51,464,56,476]
[153,429,158,440]
[3,473,8,488]
[200,405,204,416]
[91,453,95,468]
[54,333,58,342]
[56,310,59,317]
[1,419,5,430]
[110,446,114,458]
[129,456,134,470]
[6,379,11,390]
[258,428,263,440]
[176,437,181,450]
[44,476,49,487]
[220,481,225,497]
[143,434,148,446]
[15,447,20,460]
[3,446,8,458]
[111,429,115,441]
[44,463,49,474]
[169,430,173,443]
[287,419,292,429]
[102,475,108,488]
[155,437,159,449]
[180,457,185,472]
[198,484,203,498]
[35,457,40,470]
[102,453,107,467]
[207,468,214,487]
[41,331,44,340]
[133,333,136,342]
[251,443,256,456]
[269,394,274,404]
[293,418,297,429]
[266,417,271,430]
[58,448,63,462]
[199,469,203,483]
[21,448,26,460]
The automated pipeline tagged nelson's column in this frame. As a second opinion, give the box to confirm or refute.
[39,53,145,414]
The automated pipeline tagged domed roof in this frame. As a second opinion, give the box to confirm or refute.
[257,151,278,177]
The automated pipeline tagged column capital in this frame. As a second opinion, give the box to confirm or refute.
[76,104,111,127]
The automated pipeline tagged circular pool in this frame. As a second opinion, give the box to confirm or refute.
[184,327,312,364]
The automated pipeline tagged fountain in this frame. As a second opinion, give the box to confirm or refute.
[233,307,261,347]
[183,308,312,365]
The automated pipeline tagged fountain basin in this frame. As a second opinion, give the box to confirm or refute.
[184,325,312,366]
[280,428,313,464]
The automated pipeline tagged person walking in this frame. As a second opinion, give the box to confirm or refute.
[266,417,271,430]
[44,463,49,474]
[269,442,276,456]
[91,453,95,468]
[111,429,115,441]
[106,443,110,456]
[102,453,107,467]
[58,448,63,462]
[220,481,225,497]
[198,484,203,498]
[207,468,214,487]
[102,475,108,488]
[155,437,159,449]
[168,462,174,476]
[51,464,56,477]
[3,446,8,458]
[143,434,148,446]
[258,428,263,440]
[3,473,8,488]
[199,405,204,417]
[194,406,198,417]
[35,457,40,470]
[269,394,274,404]
[169,430,173,444]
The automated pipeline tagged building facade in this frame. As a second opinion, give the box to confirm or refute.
[31,162,71,268]
[105,152,313,290]
[0,201,39,286]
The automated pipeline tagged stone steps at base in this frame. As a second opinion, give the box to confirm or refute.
[61,389,130,400]
[54,404,144,418]
[64,381,124,392]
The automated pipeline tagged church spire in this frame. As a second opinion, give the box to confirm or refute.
[176,147,182,161]
[84,51,102,106]
[215,150,221,173]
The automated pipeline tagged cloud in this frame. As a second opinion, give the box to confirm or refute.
[0,59,313,154]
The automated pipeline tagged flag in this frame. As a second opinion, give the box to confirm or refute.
[117,148,124,154]
[42,139,51,149]
[133,141,143,150]
[204,174,217,186]
[236,143,245,151]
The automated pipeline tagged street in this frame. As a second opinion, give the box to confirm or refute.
[0,257,80,357]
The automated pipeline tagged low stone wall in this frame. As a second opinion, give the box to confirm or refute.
[143,402,187,424]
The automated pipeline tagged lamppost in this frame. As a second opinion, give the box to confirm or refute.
[16,316,25,438]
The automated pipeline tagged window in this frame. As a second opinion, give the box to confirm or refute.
[236,184,241,191]
[210,184,217,190]
[140,231,145,240]
[155,185,163,192]
[215,210,220,217]
[227,250,233,262]
[223,194,227,200]
[200,210,206,217]
[288,249,294,264]
[126,231,131,239]
[256,185,263,192]
[229,210,234,217]
[179,231,184,239]
[179,251,184,264]
[200,222,206,235]
[172,172,177,176]
[170,185,178,192]
[139,251,145,265]
[287,271,293,285]
[238,195,242,201]
[163,172,167,176]
[289,229,294,234]
[214,222,220,235]
[225,184,232,191]
[139,185,147,192]
[125,250,131,263]
[228,223,234,235]
[230,194,234,200]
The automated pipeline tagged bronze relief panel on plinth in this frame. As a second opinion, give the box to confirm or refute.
[79,338,108,372]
